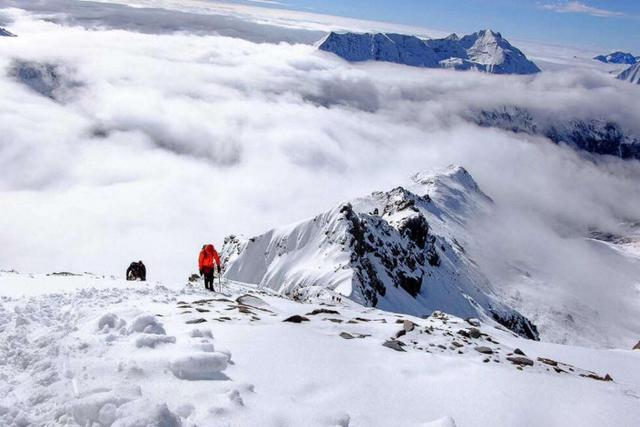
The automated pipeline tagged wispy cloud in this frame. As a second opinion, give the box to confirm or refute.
[541,1,626,18]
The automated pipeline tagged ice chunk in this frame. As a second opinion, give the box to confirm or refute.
[112,401,182,427]
[169,353,229,380]
[135,334,176,348]
[129,314,166,335]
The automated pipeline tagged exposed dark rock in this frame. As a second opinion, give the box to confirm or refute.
[340,332,355,340]
[398,214,429,248]
[475,346,493,355]
[633,341,640,351]
[452,341,464,348]
[490,310,539,341]
[468,328,482,339]
[537,357,558,367]
[383,340,406,352]
[185,318,207,324]
[465,318,481,327]
[581,373,614,382]
[507,356,534,366]
[237,306,254,314]
[306,308,341,316]
[395,330,407,339]
[283,315,310,323]
[513,348,525,356]
[195,308,210,313]
[457,330,470,339]
[188,274,200,283]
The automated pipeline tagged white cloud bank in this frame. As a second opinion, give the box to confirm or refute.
[541,1,626,18]
[0,2,639,347]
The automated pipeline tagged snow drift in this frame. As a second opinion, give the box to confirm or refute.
[318,29,541,75]
[223,166,539,339]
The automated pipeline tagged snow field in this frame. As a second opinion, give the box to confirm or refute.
[0,274,639,426]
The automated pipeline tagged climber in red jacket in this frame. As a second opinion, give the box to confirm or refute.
[198,244,222,291]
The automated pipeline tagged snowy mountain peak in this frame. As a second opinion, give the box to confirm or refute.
[317,31,439,67]
[0,27,16,37]
[223,167,538,340]
[617,63,640,85]
[412,165,480,193]
[476,29,502,40]
[594,51,638,65]
[318,29,540,75]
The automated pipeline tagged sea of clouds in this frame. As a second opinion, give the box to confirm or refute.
[1,0,639,347]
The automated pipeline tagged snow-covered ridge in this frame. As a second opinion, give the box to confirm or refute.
[317,29,541,75]
[222,166,538,339]
[617,63,640,85]
[594,51,638,65]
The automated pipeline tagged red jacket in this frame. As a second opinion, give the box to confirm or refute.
[198,244,221,273]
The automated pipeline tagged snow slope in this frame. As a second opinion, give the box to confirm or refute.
[318,29,540,75]
[1,272,639,427]
[617,63,640,85]
[223,166,538,340]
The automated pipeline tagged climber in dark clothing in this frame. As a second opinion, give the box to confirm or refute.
[126,261,146,281]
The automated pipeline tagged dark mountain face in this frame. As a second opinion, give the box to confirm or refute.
[473,107,640,160]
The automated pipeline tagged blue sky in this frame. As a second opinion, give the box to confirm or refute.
[237,0,640,52]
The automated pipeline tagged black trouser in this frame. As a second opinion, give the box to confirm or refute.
[203,269,215,291]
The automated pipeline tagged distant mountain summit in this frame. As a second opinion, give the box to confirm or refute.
[594,51,638,65]
[222,166,539,340]
[318,29,541,75]
[0,27,16,37]
[617,63,640,85]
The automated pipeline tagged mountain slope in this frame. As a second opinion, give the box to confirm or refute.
[318,29,540,75]
[594,52,638,65]
[617,63,640,85]
[0,27,16,37]
[223,166,538,339]
[472,106,640,160]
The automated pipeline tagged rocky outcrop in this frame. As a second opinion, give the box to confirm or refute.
[318,29,540,75]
